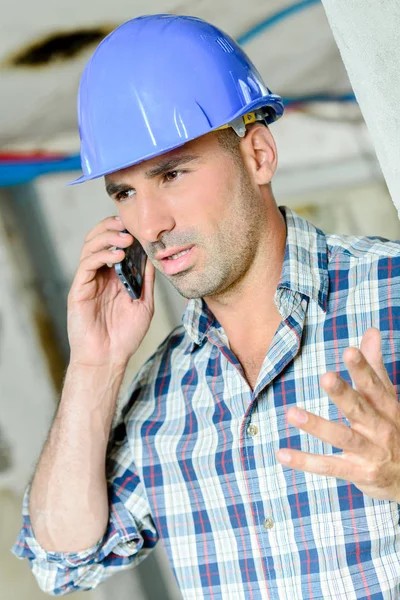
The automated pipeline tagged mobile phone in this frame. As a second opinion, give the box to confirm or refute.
[114,232,147,300]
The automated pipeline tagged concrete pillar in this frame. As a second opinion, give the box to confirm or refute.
[320,0,400,216]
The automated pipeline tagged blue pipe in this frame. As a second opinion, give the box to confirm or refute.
[285,93,357,106]
[237,0,321,45]
[0,155,81,187]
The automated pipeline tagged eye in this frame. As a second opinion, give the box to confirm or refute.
[114,189,135,202]
[163,170,183,182]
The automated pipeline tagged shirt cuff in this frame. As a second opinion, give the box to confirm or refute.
[11,485,143,567]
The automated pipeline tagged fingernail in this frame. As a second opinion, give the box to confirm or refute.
[290,407,308,424]
[115,216,121,221]
[120,231,129,236]
[277,450,291,464]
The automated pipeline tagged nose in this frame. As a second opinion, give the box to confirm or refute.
[136,192,176,243]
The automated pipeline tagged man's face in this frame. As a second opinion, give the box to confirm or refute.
[105,131,266,299]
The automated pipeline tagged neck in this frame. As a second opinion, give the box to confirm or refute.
[204,205,287,342]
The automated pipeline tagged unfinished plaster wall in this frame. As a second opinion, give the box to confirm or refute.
[0,178,183,599]
[0,188,97,598]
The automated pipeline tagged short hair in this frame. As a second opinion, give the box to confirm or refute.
[215,127,242,155]
[215,122,268,164]
[215,123,273,191]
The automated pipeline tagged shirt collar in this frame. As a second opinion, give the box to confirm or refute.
[182,206,329,351]
[183,298,217,351]
[277,206,329,311]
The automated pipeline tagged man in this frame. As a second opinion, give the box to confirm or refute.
[12,14,400,600]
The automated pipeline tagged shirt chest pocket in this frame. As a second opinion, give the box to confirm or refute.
[274,499,400,559]
[281,474,400,548]
[335,499,400,533]
[310,497,400,548]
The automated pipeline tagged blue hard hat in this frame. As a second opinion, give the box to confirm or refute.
[69,14,284,185]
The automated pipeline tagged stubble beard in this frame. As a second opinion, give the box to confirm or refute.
[166,174,263,300]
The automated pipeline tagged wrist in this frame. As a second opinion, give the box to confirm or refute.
[68,356,129,374]
[62,360,127,416]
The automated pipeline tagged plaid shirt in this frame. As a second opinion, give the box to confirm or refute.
[13,207,400,599]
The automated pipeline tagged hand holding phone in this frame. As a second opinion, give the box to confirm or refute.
[114,232,147,299]
[68,218,154,367]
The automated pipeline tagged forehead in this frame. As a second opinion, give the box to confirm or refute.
[104,131,219,184]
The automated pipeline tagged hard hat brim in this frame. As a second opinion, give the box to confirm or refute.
[67,94,284,186]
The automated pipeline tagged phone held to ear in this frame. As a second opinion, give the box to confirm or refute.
[114,232,147,300]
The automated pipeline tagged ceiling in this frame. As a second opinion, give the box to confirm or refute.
[1,0,353,151]
[1,0,382,192]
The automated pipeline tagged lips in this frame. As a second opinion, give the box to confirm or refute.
[157,246,195,276]
[155,246,193,261]
[166,248,191,260]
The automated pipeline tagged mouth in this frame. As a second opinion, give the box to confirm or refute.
[166,248,191,261]
[156,246,195,276]
[155,245,193,260]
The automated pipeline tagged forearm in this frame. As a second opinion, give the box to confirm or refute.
[29,361,127,553]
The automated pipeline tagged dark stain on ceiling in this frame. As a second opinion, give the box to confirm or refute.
[7,26,113,67]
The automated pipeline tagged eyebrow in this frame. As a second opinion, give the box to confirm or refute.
[104,182,130,197]
[144,154,200,179]
[105,154,201,197]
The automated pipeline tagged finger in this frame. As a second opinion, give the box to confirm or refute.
[286,406,383,461]
[360,327,396,395]
[80,229,133,260]
[140,258,155,305]
[276,448,365,483]
[320,372,391,441]
[84,216,125,243]
[342,345,397,420]
[74,248,125,288]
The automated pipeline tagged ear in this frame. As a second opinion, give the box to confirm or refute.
[240,124,278,185]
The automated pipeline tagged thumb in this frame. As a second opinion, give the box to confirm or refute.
[360,327,395,394]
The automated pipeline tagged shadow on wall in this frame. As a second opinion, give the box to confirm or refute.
[0,424,12,474]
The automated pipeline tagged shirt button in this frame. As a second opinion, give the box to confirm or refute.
[126,540,138,549]
[263,518,274,530]
[247,424,258,437]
